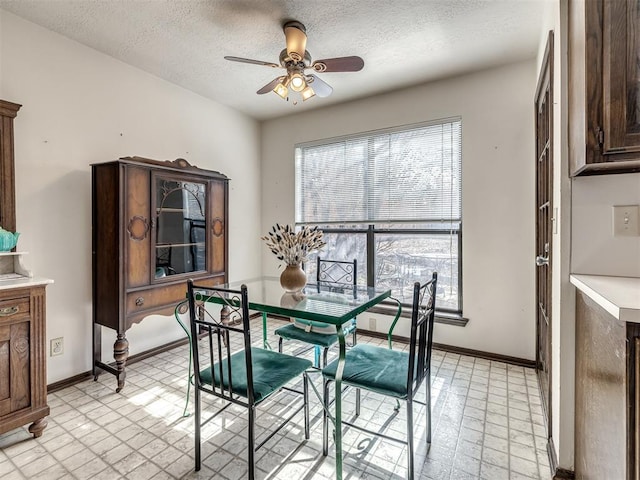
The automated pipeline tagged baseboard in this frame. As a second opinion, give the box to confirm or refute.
[547,436,575,479]
[47,371,95,393]
[358,328,536,368]
[48,314,267,393]
[553,468,575,479]
[431,342,536,368]
[48,313,533,393]
[47,336,190,393]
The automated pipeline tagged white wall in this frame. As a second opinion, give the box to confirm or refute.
[572,173,640,276]
[0,11,263,383]
[261,60,538,360]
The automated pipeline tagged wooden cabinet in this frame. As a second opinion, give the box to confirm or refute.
[574,291,639,480]
[0,100,52,438]
[569,0,640,175]
[92,156,228,392]
[0,283,50,438]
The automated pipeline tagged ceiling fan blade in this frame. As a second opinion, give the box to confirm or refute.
[283,21,307,61]
[257,77,284,95]
[224,56,280,68]
[311,56,364,73]
[307,74,333,98]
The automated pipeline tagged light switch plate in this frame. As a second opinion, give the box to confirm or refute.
[613,205,640,236]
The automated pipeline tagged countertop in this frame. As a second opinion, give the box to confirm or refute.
[570,274,640,323]
[0,275,53,291]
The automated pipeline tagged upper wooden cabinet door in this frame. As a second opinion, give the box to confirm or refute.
[569,0,640,175]
[603,0,640,158]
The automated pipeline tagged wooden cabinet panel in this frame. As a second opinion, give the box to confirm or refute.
[570,0,640,175]
[0,325,10,413]
[0,100,20,233]
[575,291,626,479]
[92,157,228,392]
[126,166,151,288]
[603,0,640,156]
[575,291,640,480]
[9,322,29,412]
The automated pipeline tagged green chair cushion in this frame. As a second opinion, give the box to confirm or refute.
[274,323,340,348]
[200,347,312,403]
[322,344,411,399]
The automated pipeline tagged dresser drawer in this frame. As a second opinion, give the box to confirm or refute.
[0,297,30,325]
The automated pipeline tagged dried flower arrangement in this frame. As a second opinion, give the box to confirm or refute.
[261,224,326,266]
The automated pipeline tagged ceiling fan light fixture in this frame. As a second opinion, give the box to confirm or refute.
[225,19,364,105]
[273,81,289,99]
[301,86,316,101]
[290,73,306,92]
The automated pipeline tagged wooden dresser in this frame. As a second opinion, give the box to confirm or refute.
[92,156,228,392]
[0,254,53,438]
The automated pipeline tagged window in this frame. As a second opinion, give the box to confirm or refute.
[295,118,462,314]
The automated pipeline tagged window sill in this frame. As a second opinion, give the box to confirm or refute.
[367,304,469,327]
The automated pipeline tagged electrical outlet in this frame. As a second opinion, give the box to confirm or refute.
[613,205,640,236]
[50,337,63,357]
[369,317,376,331]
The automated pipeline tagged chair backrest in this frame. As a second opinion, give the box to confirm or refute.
[406,272,438,399]
[316,257,357,293]
[187,280,255,404]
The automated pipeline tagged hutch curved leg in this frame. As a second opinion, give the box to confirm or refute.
[113,333,129,393]
[28,417,47,438]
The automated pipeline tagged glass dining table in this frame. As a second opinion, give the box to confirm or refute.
[216,276,399,480]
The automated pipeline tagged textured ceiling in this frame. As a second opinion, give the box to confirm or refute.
[0,0,549,120]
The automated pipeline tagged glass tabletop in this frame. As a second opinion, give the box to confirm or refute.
[222,276,391,326]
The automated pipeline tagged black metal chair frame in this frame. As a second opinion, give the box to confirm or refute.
[188,280,311,479]
[277,257,358,368]
[322,272,437,479]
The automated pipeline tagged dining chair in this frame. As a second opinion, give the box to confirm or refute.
[274,257,358,368]
[173,300,192,417]
[187,280,312,479]
[322,272,437,479]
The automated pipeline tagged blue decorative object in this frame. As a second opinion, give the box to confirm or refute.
[0,227,20,251]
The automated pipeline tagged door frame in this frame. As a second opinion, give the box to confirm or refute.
[534,30,554,443]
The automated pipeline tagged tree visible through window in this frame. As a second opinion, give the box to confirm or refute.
[295,118,462,313]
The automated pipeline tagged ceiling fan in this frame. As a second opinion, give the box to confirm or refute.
[224,20,364,103]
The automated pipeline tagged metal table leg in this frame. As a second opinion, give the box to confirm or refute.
[334,327,346,480]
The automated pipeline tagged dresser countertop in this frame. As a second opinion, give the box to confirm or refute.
[0,275,53,291]
[570,274,640,323]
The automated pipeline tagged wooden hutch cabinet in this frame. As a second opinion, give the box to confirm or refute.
[92,156,228,392]
[0,100,52,438]
[569,0,640,175]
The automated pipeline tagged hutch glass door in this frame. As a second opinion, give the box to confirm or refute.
[154,175,207,279]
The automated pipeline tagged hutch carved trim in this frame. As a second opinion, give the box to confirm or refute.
[0,100,20,234]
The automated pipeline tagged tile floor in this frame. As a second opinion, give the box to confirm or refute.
[0,319,551,479]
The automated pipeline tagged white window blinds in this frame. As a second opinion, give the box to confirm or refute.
[295,118,462,225]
